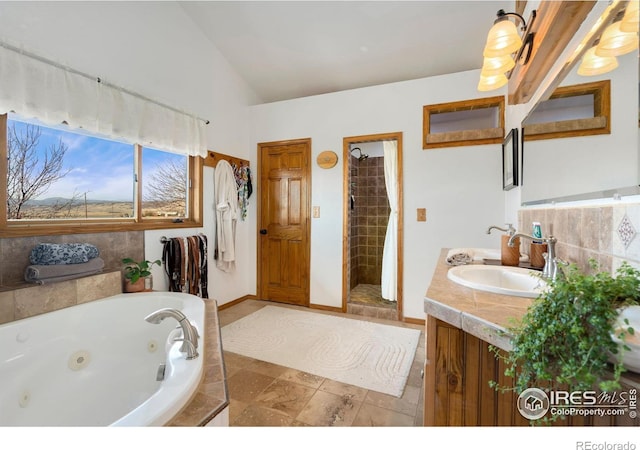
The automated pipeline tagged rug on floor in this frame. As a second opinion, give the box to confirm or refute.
[221,305,420,397]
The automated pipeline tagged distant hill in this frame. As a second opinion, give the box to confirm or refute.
[24,197,123,206]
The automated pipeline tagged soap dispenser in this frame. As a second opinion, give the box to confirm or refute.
[487,223,520,266]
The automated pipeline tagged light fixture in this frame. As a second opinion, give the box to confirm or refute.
[595,20,639,57]
[483,12,523,58]
[477,73,508,91]
[480,54,516,77]
[478,9,536,92]
[620,0,639,33]
[577,46,619,76]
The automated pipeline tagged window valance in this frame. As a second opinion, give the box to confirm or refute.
[0,44,208,157]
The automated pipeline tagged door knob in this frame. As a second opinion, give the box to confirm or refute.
[260,229,267,235]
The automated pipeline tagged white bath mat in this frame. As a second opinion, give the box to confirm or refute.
[221,306,420,397]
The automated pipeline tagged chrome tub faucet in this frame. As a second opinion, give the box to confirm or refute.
[145,308,200,360]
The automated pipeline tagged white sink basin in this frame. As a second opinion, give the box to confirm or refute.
[447,264,546,298]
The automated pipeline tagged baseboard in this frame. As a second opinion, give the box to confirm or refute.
[217,294,257,311]
[403,316,425,326]
[309,303,344,313]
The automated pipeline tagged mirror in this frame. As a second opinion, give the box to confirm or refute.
[520,4,639,205]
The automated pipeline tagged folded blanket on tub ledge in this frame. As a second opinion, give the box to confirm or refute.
[29,243,100,265]
[25,257,105,284]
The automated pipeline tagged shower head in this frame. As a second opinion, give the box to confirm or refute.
[350,147,369,161]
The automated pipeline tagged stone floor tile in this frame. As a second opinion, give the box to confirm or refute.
[254,379,316,417]
[278,368,326,389]
[351,403,415,426]
[231,404,293,426]
[245,358,288,378]
[318,378,368,402]
[363,385,420,416]
[296,390,362,427]
[227,369,275,403]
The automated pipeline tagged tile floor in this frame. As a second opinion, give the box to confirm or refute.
[218,299,425,427]
[349,284,396,307]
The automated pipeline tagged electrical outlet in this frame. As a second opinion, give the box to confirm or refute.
[417,208,427,222]
[313,206,320,218]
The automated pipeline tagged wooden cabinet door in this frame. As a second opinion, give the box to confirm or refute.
[258,139,311,306]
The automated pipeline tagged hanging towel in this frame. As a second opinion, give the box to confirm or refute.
[162,234,208,298]
[214,160,239,272]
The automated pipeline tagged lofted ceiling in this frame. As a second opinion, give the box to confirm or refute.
[180,1,513,103]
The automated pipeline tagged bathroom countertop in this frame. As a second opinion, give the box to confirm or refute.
[424,248,640,388]
[424,248,533,352]
[168,298,229,426]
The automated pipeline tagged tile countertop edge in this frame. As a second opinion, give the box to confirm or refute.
[423,248,527,352]
[168,298,229,427]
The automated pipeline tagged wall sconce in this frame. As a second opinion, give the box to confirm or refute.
[478,9,537,92]
[577,45,619,76]
[578,0,638,77]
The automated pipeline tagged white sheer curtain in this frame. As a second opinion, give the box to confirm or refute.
[381,140,398,302]
[0,44,207,157]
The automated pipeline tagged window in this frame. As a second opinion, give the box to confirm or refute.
[141,147,188,219]
[1,113,202,236]
[423,96,505,149]
[522,80,611,141]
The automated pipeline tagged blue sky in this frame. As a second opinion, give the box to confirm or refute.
[8,116,183,202]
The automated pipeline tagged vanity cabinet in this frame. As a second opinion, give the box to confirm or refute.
[423,249,640,426]
[424,316,640,427]
[424,316,528,426]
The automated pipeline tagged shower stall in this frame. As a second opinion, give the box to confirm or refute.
[346,140,399,318]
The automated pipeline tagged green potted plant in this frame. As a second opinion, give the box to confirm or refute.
[122,257,161,293]
[491,260,639,422]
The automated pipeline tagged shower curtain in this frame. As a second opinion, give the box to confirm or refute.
[381,140,397,302]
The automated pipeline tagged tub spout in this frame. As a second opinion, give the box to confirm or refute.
[145,308,199,360]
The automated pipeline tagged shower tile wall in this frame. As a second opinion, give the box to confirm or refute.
[349,155,389,288]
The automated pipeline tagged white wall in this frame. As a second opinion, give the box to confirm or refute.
[250,70,506,319]
[0,2,260,304]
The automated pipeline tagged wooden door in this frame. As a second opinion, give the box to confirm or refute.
[258,139,311,306]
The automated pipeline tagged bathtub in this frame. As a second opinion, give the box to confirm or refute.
[0,291,205,426]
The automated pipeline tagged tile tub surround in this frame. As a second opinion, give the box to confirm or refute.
[0,230,144,287]
[0,270,123,325]
[518,201,640,274]
[168,298,229,427]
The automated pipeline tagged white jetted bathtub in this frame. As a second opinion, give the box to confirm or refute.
[0,291,205,426]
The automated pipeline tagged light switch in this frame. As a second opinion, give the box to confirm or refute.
[417,208,427,222]
[313,206,320,218]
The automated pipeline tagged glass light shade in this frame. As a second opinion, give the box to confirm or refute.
[595,21,639,57]
[477,73,508,91]
[483,19,522,58]
[577,47,619,76]
[620,0,639,33]
[481,54,515,76]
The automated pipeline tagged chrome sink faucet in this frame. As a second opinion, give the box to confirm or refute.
[486,223,516,236]
[145,308,200,360]
[508,233,560,281]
